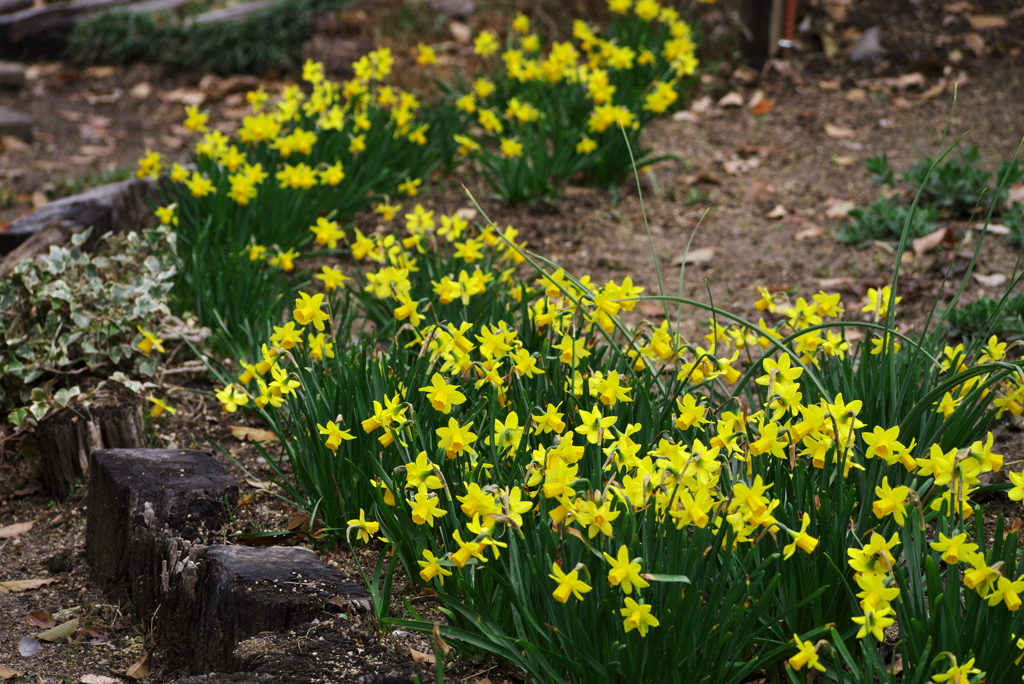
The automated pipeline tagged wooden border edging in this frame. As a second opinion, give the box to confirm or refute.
[85,448,371,676]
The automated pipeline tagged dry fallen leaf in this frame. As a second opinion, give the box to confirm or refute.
[26,610,56,628]
[795,226,823,240]
[448,21,471,43]
[129,81,152,99]
[731,65,760,84]
[37,617,79,642]
[894,97,916,111]
[81,675,123,684]
[81,65,117,79]
[670,110,699,122]
[717,92,745,108]
[158,88,206,107]
[79,145,115,157]
[17,637,40,657]
[245,477,274,492]
[126,651,152,679]
[967,14,1008,30]
[200,74,260,100]
[76,627,110,644]
[944,1,976,13]
[0,662,29,683]
[964,32,986,56]
[974,273,1007,287]
[159,135,184,150]
[83,89,123,105]
[722,158,760,175]
[0,578,59,592]
[818,78,842,90]
[891,72,926,89]
[407,647,436,665]
[844,88,867,102]
[918,80,948,101]
[1006,184,1024,207]
[0,135,31,153]
[747,89,765,109]
[229,425,279,443]
[86,114,112,128]
[689,95,714,113]
[0,663,24,680]
[817,277,856,289]
[824,199,857,219]
[432,623,452,656]
[912,228,954,259]
[824,123,857,139]
[766,204,788,219]
[57,109,83,122]
[0,519,35,537]
[971,223,1011,235]
[751,98,775,115]
[672,248,715,266]
[680,171,721,186]
[833,155,857,167]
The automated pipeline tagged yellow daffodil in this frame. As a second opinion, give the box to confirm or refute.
[419,373,466,414]
[137,326,165,355]
[215,384,249,413]
[872,476,910,525]
[418,549,452,584]
[346,509,379,543]
[932,656,982,683]
[318,420,355,451]
[549,562,591,603]
[293,291,330,330]
[603,545,649,594]
[147,397,176,419]
[782,513,819,559]
[787,634,825,672]
[620,597,658,636]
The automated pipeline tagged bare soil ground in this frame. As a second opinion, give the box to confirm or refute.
[2,0,1024,681]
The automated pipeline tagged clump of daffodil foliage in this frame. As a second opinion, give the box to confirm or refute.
[420,3,700,203]
[144,49,454,355]
[141,0,706,355]
[202,187,1024,682]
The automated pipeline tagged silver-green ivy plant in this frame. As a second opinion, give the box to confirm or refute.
[0,225,177,428]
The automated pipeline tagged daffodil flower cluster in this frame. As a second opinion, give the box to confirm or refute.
[206,196,1024,683]
[415,1,702,203]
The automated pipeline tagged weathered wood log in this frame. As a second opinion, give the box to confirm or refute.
[0,0,32,16]
[86,448,238,594]
[183,0,279,27]
[122,0,189,14]
[86,447,374,678]
[35,402,146,500]
[0,59,24,88]
[162,545,369,673]
[0,177,157,255]
[0,104,31,139]
[0,218,80,278]
[0,0,135,57]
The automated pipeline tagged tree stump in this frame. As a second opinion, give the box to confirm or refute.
[35,402,146,500]
[0,177,158,255]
